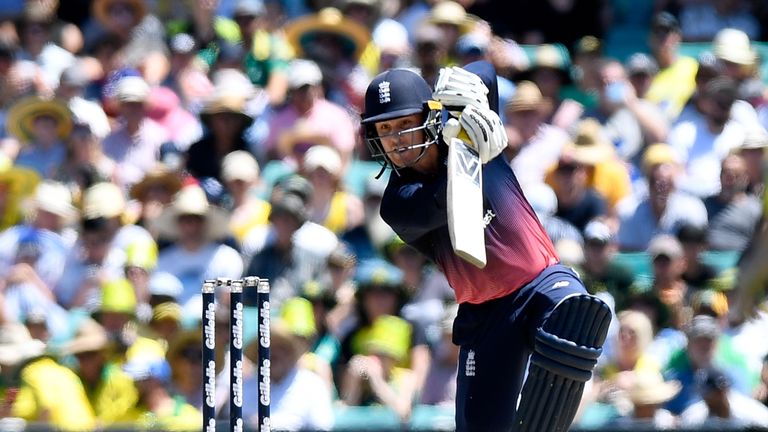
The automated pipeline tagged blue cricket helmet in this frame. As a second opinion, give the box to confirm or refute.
[361,69,433,125]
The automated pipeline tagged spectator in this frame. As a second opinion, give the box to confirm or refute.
[668,76,747,197]
[153,184,243,307]
[341,314,418,422]
[80,181,155,253]
[732,127,767,196]
[266,59,357,167]
[0,161,40,231]
[128,165,183,232]
[712,28,760,85]
[0,322,96,431]
[123,355,202,430]
[145,86,202,151]
[585,58,669,165]
[7,96,72,179]
[220,150,270,245]
[503,80,569,185]
[608,371,680,429]
[625,53,659,101]
[617,143,708,251]
[676,224,718,290]
[53,122,116,196]
[15,2,75,90]
[101,76,169,189]
[518,44,574,125]
[644,12,699,121]
[680,366,768,428]
[60,318,139,424]
[704,154,762,251]
[580,219,635,310]
[645,235,689,330]
[147,301,182,345]
[185,92,254,184]
[341,176,398,261]
[300,280,343,376]
[550,143,608,232]
[411,24,448,88]
[242,316,334,430]
[230,0,290,105]
[165,329,204,410]
[301,145,364,236]
[664,315,753,415]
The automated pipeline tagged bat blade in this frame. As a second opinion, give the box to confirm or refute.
[447,137,486,268]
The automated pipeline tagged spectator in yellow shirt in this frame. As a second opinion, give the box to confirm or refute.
[60,318,139,425]
[0,322,95,431]
[123,355,202,431]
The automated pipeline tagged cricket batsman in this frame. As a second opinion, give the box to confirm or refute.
[360,61,612,431]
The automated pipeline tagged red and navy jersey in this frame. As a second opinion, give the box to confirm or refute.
[381,156,559,304]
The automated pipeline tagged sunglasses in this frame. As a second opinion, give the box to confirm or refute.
[180,346,203,362]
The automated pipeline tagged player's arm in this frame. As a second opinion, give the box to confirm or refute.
[380,168,448,244]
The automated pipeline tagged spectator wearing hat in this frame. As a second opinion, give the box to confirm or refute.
[80,181,156,255]
[503,80,570,186]
[244,191,328,308]
[340,176,398,260]
[549,140,608,232]
[580,219,635,308]
[228,0,291,104]
[680,366,768,428]
[242,173,339,262]
[547,119,632,211]
[0,180,74,285]
[0,160,40,231]
[733,127,768,195]
[0,322,96,430]
[300,280,343,370]
[284,6,371,111]
[145,86,203,151]
[585,58,669,165]
[147,301,182,346]
[153,184,243,306]
[646,234,690,327]
[625,53,659,101]
[341,314,418,422]
[266,58,357,168]
[7,96,73,179]
[241,308,334,431]
[337,258,431,402]
[517,44,576,125]
[185,91,254,184]
[644,12,699,121]
[606,371,680,429]
[55,63,111,140]
[617,143,707,251]
[123,355,201,430]
[673,224,717,290]
[301,145,363,236]
[60,318,140,424]
[668,76,748,198]
[220,150,271,244]
[663,315,752,415]
[412,23,448,88]
[53,123,116,198]
[322,242,359,335]
[165,329,204,410]
[128,165,183,231]
[102,76,170,189]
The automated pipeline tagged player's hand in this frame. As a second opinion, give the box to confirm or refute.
[433,66,489,111]
[446,105,506,164]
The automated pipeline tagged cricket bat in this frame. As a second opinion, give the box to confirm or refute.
[447,136,486,268]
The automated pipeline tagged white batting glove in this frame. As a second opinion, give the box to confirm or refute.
[457,105,507,164]
[433,66,489,111]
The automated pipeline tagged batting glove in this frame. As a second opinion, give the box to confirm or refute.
[447,105,506,164]
[433,66,490,111]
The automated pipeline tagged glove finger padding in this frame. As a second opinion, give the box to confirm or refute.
[433,66,489,110]
[458,105,507,163]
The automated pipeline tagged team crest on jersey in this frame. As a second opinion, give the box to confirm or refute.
[378,81,391,104]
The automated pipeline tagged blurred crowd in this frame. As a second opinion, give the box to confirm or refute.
[0,0,767,430]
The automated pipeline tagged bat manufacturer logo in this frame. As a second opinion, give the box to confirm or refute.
[553,281,570,289]
[482,209,496,228]
[455,146,481,186]
[378,81,391,104]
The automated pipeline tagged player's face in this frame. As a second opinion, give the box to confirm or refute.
[374,113,438,174]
